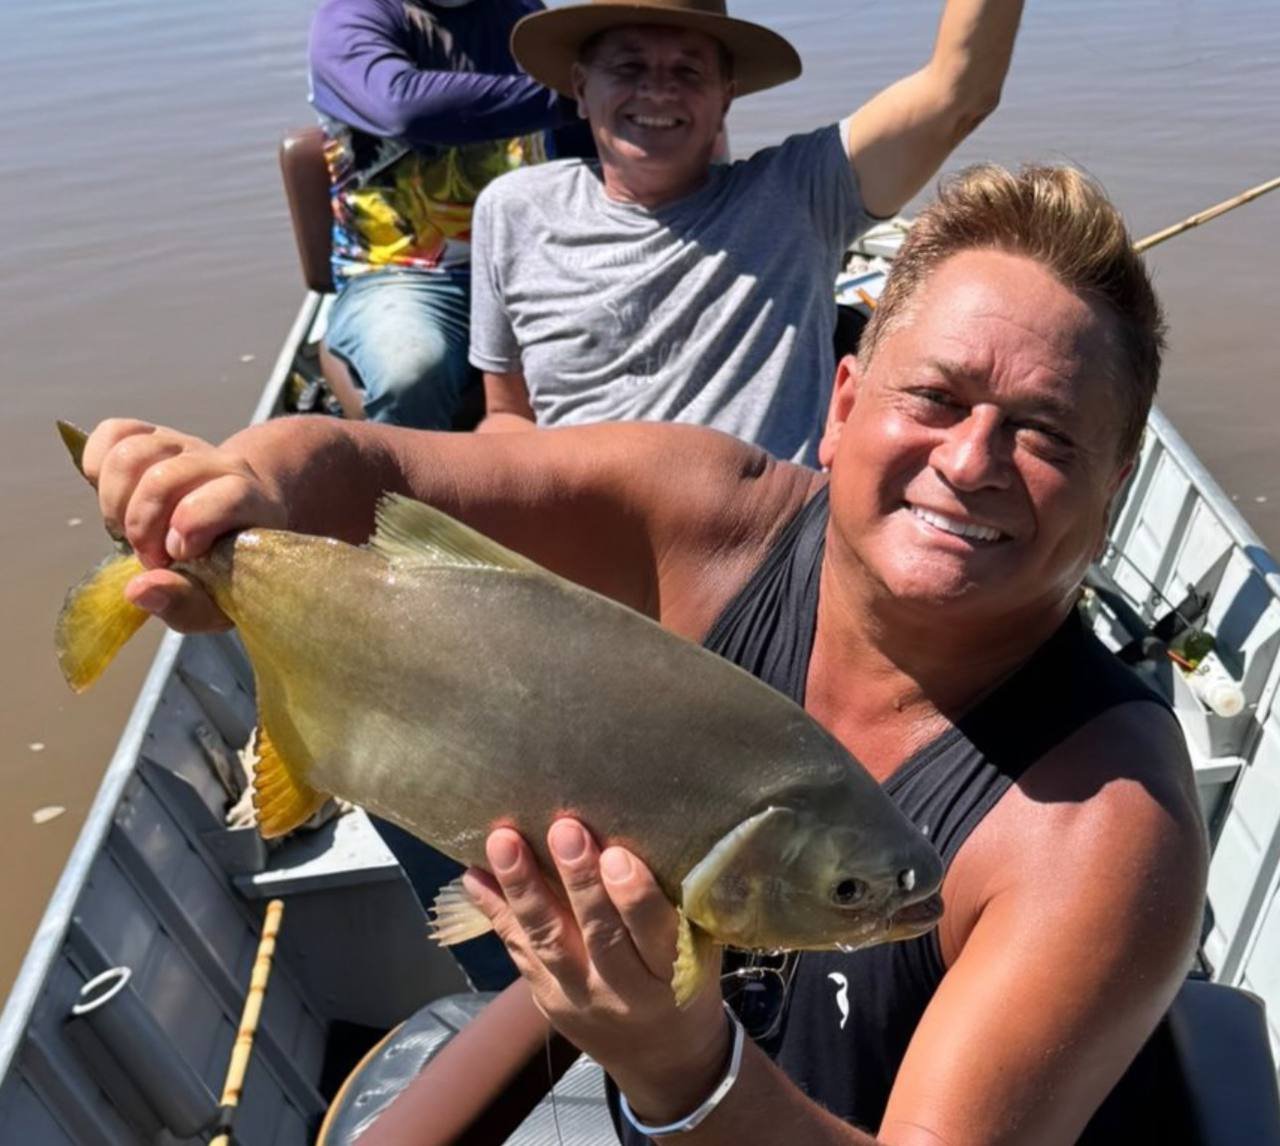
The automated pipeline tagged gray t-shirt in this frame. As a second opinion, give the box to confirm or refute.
[469,123,873,464]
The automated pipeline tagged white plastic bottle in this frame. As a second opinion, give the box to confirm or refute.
[1185,655,1246,718]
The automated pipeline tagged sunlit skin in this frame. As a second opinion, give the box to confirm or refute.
[818,250,1134,661]
[570,25,735,208]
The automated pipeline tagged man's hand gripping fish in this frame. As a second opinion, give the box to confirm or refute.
[54,421,943,1005]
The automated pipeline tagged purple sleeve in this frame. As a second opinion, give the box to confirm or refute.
[308,0,564,147]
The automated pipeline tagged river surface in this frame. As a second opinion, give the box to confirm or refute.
[1,0,1277,994]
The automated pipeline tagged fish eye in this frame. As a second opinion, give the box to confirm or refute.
[832,878,867,907]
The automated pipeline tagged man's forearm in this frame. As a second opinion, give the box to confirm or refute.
[309,6,562,146]
[845,0,1023,216]
[929,0,1023,120]
[476,411,537,434]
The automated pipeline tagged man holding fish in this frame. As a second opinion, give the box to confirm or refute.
[65,164,1206,1142]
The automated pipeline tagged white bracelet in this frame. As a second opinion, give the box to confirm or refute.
[618,1004,746,1137]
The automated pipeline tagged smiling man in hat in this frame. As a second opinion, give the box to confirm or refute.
[469,0,1025,465]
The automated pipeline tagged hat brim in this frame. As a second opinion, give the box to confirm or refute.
[511,5,802,99]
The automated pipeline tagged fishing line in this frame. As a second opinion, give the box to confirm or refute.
[545,1029,565,1146]
[1096,541,1200,632]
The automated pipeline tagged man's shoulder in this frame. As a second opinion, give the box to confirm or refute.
[989,697,1204,899]
[733,122,843,175]
[540,422,817,541]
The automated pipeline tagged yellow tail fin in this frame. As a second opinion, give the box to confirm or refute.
[55,553,150,693]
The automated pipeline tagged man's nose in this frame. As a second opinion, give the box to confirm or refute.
[931,409,1012,491]
[637,67,680,98]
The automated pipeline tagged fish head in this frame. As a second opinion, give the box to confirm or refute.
[681,802,944,953]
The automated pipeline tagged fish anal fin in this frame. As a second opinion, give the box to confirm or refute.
[251,721,328,839]
[428,877,495,947]
[369,493,540,574]
[671,909,719,1009]
[55,553,150,693]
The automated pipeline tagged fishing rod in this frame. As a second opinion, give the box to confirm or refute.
[854,173,1280,313]
[210,898,285,1146]
[1134,174,1280,253]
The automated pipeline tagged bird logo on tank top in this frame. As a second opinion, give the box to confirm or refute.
[828,972,850,1030]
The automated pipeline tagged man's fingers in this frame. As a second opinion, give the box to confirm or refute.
[80,419,159,487]
[600,846,681,985]
[125,569,232,633]
[485,829,589,1000]
[86,418,287,573]
[164,471,286,561]
[460,868,550,991]
[96,433,189,566]
[548,820,652,991]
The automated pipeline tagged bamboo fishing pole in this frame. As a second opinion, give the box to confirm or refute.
[852,174,1280,312]
[1133,175,1280,252]
[211,898,286,1146]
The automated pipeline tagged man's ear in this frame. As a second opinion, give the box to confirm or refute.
[818,355,862,469]
[570,63,589,112]
[1094,457,1135,559]
[721,81,736,120]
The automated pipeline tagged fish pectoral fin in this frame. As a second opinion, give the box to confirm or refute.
[251,722,328,839]
[428,877,494,946]
[55,552,150,693]
[671,909,719,1009]
[369,493,541,573]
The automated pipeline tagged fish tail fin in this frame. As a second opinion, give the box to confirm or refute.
[428,877,495,946]
[252,723,329,839]
[671,909,719,1009]
[55,553,151,693]
[56,420,90,478]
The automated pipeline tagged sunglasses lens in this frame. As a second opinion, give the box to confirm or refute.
[723,952,799,1041]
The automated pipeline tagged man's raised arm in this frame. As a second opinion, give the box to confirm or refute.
[844,0,1024,218]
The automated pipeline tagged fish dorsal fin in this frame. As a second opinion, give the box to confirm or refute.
[369,493,541,574]
[251,722,329,839]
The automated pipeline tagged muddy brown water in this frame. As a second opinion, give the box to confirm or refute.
[1,0,1277,996]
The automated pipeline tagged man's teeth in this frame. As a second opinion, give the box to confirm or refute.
[631,115,680,128]
[911,506,1002,542]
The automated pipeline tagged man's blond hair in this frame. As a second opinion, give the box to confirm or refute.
[860,164,1165,461]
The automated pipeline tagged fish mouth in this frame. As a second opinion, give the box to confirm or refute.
[885,892,944,938]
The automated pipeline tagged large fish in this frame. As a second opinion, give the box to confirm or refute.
[55,423,943,1004]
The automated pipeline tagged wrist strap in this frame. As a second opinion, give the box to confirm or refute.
[619,1004,745,1137]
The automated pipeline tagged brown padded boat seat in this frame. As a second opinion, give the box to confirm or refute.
[279,127,365,419]
[279,126,335,295]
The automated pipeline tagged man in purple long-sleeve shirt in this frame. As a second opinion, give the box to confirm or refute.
[308,0,575,428]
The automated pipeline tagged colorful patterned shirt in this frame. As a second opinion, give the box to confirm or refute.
[309,0,565,283]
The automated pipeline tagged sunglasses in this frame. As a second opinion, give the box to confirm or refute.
[721,950,802,1043]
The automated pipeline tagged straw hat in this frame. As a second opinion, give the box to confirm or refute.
[511,0,802,98]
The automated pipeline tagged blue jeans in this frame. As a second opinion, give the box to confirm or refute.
[325,271,472,429]
[370,816,518,992]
